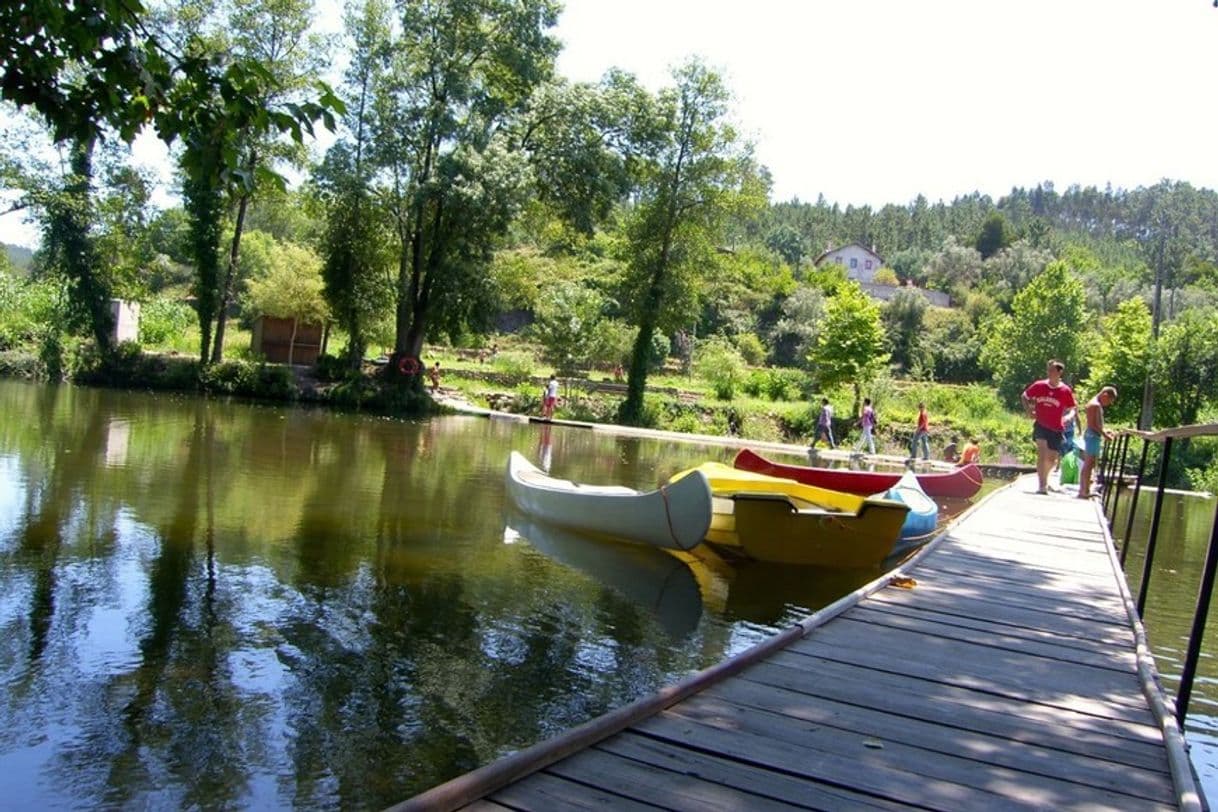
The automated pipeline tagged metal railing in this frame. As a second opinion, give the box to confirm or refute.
[1100,423,1218,725]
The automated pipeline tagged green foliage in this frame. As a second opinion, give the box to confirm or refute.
[809,281,889,393]
[0,268,64,350]
[743,367,806,401]
[316,143,393,369]
[619,59,767,424]
[530,281,606,373]
[733,332,766,366]
[241,232,329,327]
[882,288,929,375]
[1186,437,1218,494]
[974,211,1013,259]
[693,336,746,400]
[981,260,1088,406]
[493,351,537,384]
[199,359,298,400]
[1084,297,1151,424]
[138,296,196,346]
[588,319,635,369]
[872,267,899,286]
[768,285,824,367]
[1152,308,1218,427]
[922,307,985,383]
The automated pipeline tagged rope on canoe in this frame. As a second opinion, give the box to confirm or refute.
[658,483,682,548]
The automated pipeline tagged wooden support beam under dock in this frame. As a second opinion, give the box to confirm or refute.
[394,480,1203,811]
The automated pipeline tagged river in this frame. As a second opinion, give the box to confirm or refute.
[1,379,1213,808]
[0,381,886,809]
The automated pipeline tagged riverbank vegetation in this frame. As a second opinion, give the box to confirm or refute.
[1,0,1216,489]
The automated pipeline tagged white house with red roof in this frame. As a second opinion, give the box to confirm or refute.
[812,242,950,306]
[812,242,885,283]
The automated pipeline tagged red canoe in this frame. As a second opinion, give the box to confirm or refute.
[733,448,984,499]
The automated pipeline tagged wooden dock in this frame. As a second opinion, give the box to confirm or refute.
[394,480,1202,811]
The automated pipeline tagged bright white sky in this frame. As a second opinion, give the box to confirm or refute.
[3,0,1215,248]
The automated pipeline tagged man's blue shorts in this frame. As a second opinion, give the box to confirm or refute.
[1084,428,1102,458]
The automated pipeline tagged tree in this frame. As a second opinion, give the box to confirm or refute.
[974,211,1014,259]
[980,260,1088,406]
[809,281,888,411]
[767,285,824,367]
[882,288,929,375]
[317,0,394,369]
[1151,308,1218,428]
[208,0,334,363]
[618,60,766,424]
[1083,297,1151,425]
[923,236,983,299]
[531,282,606,374]
[241,233,329,366]
[370,0,560,378]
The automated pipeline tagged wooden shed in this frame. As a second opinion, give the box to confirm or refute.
[251,315,323,365]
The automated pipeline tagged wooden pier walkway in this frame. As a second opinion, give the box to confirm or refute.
[395,479,1202,811]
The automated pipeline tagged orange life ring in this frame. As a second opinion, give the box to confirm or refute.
[398,355,420,376]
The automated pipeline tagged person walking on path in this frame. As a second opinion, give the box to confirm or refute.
[1078,386,1117,499]
[1021,359,1077,494]
[909,402,930,461]
[854,398,877,455]
[811,398,835,449]
[541,374,559,420]
[429,361,441,392]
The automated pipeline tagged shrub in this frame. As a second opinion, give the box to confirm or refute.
[693,337,746,400]
[495,351,535,384]
[733,332,767,366]
[139,297,196,346]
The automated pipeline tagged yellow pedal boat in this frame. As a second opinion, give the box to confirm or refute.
[671,462,909,568]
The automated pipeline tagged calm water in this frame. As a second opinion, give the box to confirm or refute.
[1112,487,1218,802]
[0,380,890,809]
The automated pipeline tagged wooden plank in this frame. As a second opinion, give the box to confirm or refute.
[907,558,1128,606]
[864,592,1132,652]
[646,700,1174,810]
[596,732,910,811]
[548,745,816,811]
[878,571,1133,630]
[700,676,1175,803]
[781,635,1157,722]
[485,771,665,811]
[632,710,1036,811]
[842,607,1137,672]
[923,541,1114,580]
[803,615,1144,698]
[738,655,1170,765]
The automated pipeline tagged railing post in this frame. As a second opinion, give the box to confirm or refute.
[1099,434,1114,511]
[1175,498,1218,726]
[1120,438,1152,567]
[1136,437,1174,617]
[1105,433,1130,522]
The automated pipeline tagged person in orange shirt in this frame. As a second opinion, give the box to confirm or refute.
[960,438,981,465]
[909,402,930,461]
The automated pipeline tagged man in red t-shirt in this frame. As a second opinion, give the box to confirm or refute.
[1020,359,1077,494]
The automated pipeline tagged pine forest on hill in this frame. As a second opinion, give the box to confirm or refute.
[0,0,1216,489]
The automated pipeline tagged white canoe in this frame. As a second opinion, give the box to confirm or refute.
[505,451,713,550]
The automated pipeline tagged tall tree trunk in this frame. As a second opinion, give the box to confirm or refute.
[60,138,114,354]
[1139,237,1167,429]
[211,185,253,364]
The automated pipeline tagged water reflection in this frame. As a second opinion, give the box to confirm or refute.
[1113,488,1218,802]
[504,513,705,639]
[0,380,940,809]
